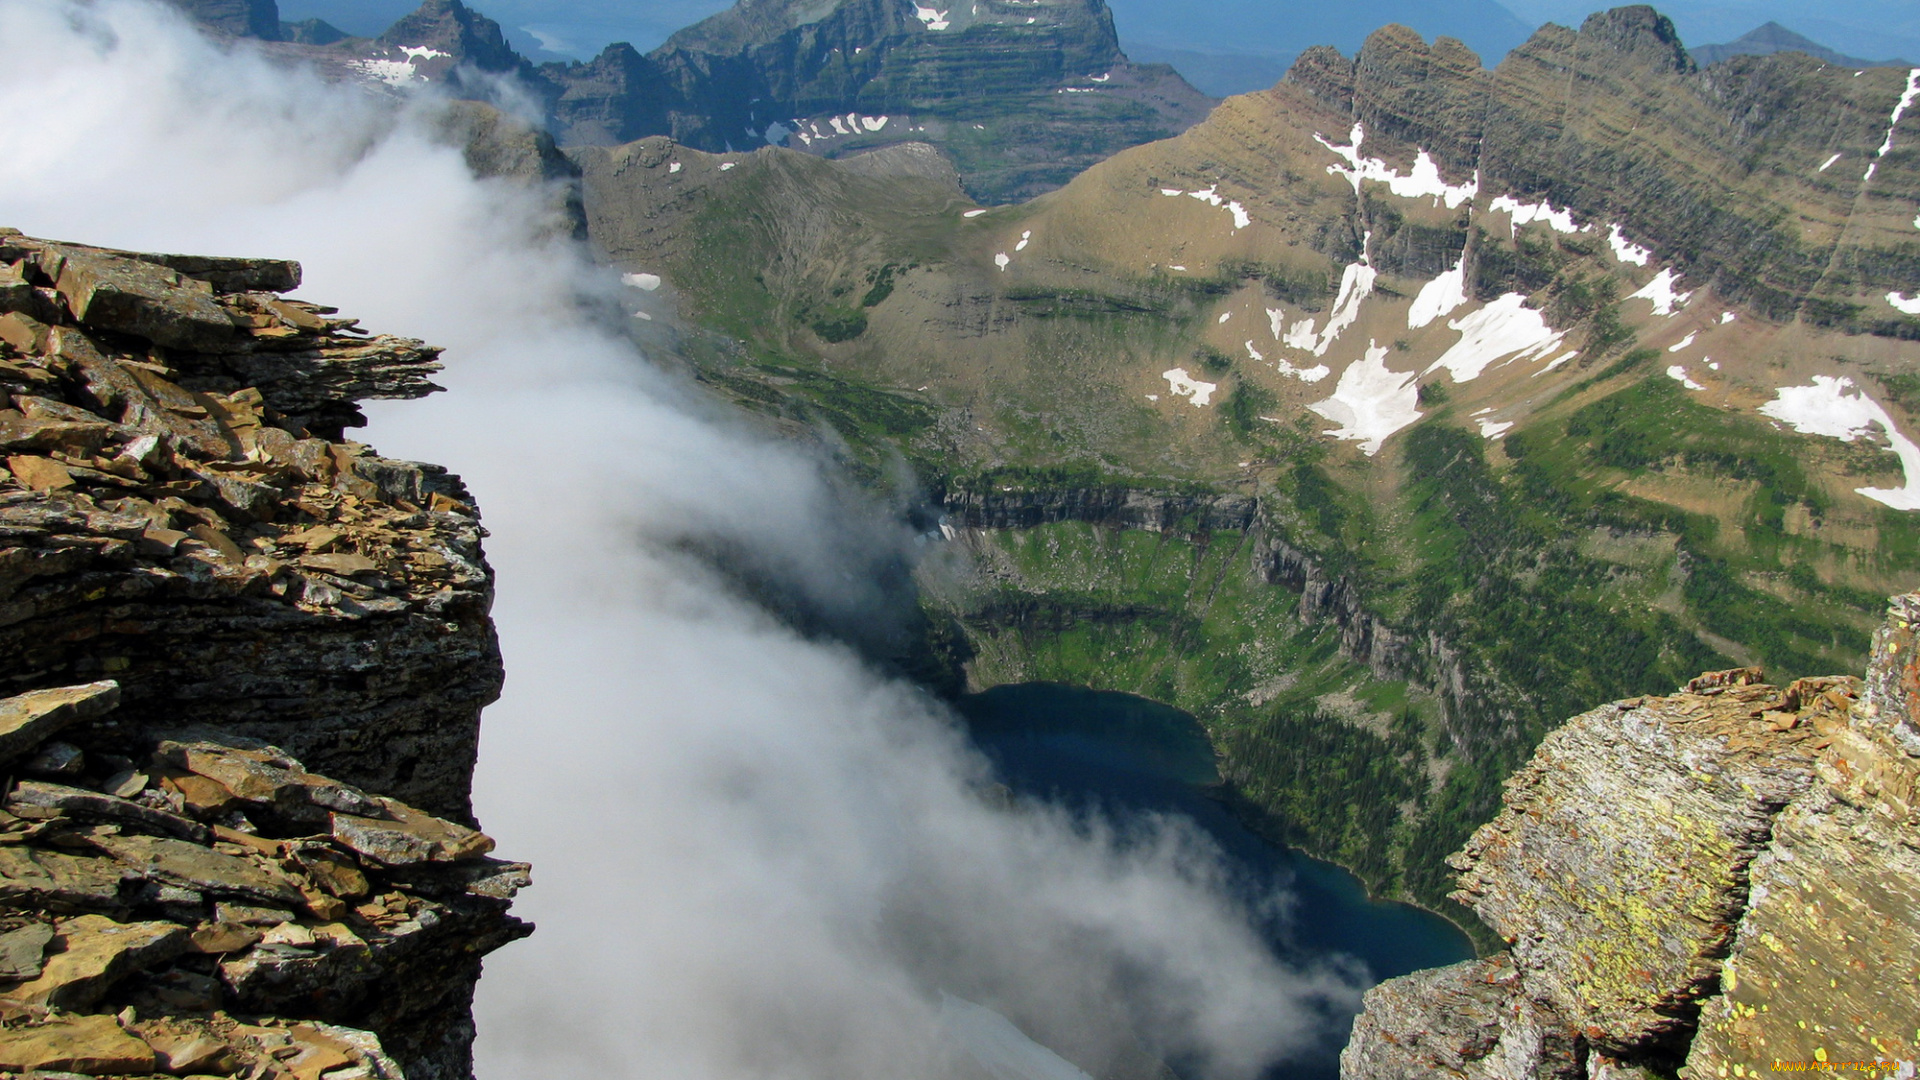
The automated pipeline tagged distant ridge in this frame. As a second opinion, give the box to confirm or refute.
[1693,21,1913,69]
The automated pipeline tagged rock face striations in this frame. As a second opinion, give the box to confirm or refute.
[537,0,1214,203]
[0,230,526,1079]
[1341,612,1920,1079]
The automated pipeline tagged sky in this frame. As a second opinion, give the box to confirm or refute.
[281,0,1920,74]
[0,1,1366,1076]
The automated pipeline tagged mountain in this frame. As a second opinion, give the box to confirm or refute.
[1693,20,1914,69]
[564,4,1920,926]
[540,0,1215,203]
[168,0,1212,206]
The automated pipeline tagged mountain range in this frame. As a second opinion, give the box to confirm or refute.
[132,0,1920,1066]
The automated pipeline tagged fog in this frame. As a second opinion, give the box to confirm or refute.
[0,3,1363,1077]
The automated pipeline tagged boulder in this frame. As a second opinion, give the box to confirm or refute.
[7,779,212,844]
[156,740,384,822]
[0,682,120,764]
[0,846,131,913]
[92,833,306,909]
[0,1012,156,1074]
[330,796,494,866]
[1340,955,1582,1080]
[0,922,55,981]
[43,245,237,350]
[0,914,191,1010]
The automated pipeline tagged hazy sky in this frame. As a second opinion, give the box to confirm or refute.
[280,0,1920,69]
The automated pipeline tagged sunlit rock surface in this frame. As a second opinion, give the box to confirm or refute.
[1342,605,1920,1079]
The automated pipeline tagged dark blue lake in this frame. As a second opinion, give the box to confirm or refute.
[955,682,1474,1080]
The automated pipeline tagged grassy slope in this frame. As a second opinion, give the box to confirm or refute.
[587,65,1920,932]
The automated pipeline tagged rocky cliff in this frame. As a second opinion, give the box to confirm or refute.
[0,229,526,1079]
[1340,607,1920,1079]
[541,0,1215,203]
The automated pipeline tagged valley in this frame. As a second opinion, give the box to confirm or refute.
[553,9,1920,939]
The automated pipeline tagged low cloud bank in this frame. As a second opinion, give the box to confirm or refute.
[0,4,1362,1076]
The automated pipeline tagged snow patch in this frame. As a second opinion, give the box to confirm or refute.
[994,253,1011,271]
[348,58,422,86]
[1015,230,1031,252]
[964,209,988,218]
[1631,268,1692,316]
[1707,359,1720,371]
[668,162,682,173]
[1316,124,1479,208]
[1218,312,1231,324]
[1819,152,1842,172]
[622,273,663,291]
[1408,260,1468,329]
[1870,68,1920,170]
[1720,312,1736,324]
[1266,308,1285,341]
[398,46,449,61]
[1309,258,1376,356]
[1533,350,1579,376]
[1477,417,1514,439]
[914,5,951,30]
[1228,201,1251,230]
[1759,375,1920,509]
[1607,225,1652,266]
[1668,332,1697,352]
[1490,195,1579,234]
[1426,293,1564,382]
[1162,368,1217,407]
[1250,340,1329,383]
[719,162,735,171]
[1889,291,1920,315]
[1307,341,1422,456]
[828,116,849,135]
[861,115,889,132]
[1665,364,1704,390]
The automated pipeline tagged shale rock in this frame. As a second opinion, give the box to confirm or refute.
[0,231,527,1080]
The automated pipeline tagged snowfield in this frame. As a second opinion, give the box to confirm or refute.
[1630,268,1692,316]
[1308,342,1422,456]
[1162,368,1217,407]
[1426,294,1564,382]
[1759,375,1920,510]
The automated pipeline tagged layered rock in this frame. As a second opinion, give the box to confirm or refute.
[1341,610,1920,1079]
[539,0,1214,202]
[0,229,526,1079]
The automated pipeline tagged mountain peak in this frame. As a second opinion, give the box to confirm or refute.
[1574,5,1693,74]
[1693,20,1915,70]
[377,0,523,73]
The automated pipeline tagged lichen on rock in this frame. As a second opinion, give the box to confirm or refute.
[1343,605,1920,1079]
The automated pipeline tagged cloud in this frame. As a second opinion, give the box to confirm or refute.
[0,3,1363,1077]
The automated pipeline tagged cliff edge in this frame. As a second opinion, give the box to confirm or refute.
[1341,600,1920,1078]
[0,229,527,1079]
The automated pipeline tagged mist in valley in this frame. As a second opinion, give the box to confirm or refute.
[0,2,1366,1076]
